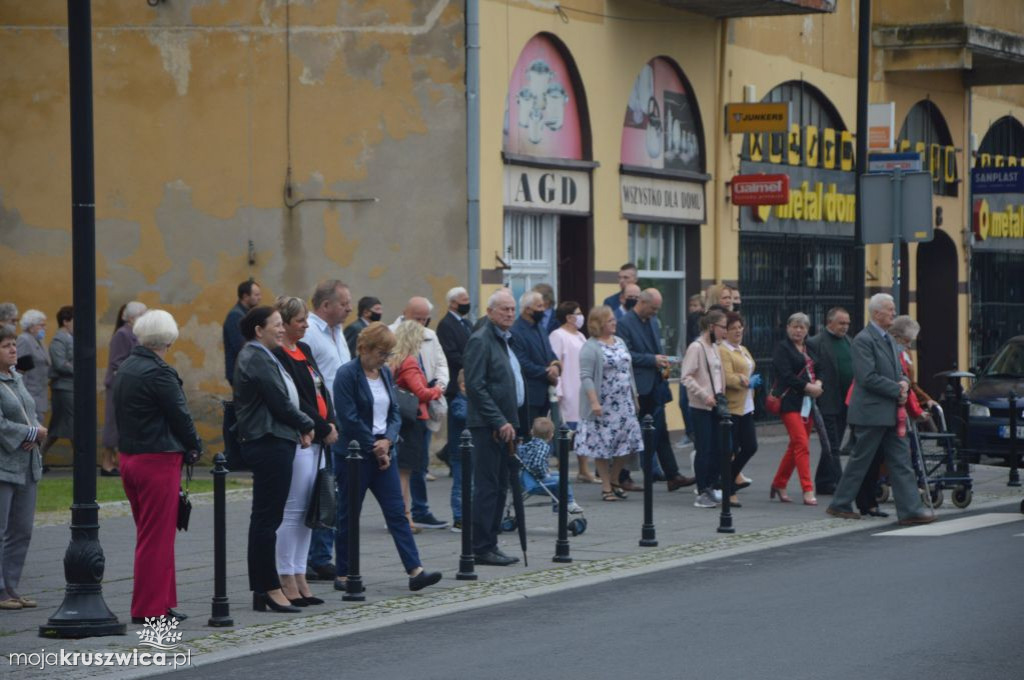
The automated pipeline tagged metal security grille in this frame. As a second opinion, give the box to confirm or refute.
[970,251,1024,367]
[740,233,855,413]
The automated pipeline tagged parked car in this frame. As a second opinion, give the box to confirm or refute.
[967,336,1024,461]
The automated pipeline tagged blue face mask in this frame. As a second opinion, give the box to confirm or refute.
[35,329,45,341]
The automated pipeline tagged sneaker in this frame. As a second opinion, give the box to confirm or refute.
[412,513,450,530]
[711,488,723,503]
[566,501,584,514]
[693,491,717,508]
[450,520,462,533]
[425,472,438,482]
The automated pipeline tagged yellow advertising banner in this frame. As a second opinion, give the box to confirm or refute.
[725,102,789,134]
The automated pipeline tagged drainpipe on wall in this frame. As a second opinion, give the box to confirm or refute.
[714,16,728,287]
[466,0,481,314]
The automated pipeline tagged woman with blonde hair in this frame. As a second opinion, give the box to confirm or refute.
[704,284,734,312]
[389,320,444,532]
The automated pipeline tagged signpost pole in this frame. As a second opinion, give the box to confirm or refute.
[891,168,903,314]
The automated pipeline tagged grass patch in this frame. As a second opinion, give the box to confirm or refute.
[35,473,252,513]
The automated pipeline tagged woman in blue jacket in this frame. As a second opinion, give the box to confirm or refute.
[333,322,441,593]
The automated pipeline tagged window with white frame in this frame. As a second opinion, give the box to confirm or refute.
[629,222,686,355]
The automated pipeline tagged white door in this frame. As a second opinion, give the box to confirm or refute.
[503,212,558,305]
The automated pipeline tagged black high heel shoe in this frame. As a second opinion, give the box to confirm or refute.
[253,592,301,613]
[288,598,310,607]
[299,595,325,605]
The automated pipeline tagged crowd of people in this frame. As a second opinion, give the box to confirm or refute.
[0,269,938,615]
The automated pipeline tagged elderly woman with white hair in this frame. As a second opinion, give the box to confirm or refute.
[101,300,147,476]
[113,309,201,624]
[769,312,824,505]
[15,310,50,424]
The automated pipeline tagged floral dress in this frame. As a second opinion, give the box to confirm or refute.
[575,340,644,460]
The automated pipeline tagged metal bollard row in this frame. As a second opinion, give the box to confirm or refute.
[342,440,365,602]
[553,425,572,563]
[639,415,657,547]
[456,430,478,580]
[717,411,735,534]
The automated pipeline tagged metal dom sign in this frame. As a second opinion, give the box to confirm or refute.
[730,174,789,205]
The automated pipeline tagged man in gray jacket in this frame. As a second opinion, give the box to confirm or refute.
[826,294,933,525]
[464,290,523,566]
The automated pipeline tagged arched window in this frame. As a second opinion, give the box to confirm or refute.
[977,115,1024,168]
[897,100,958,196]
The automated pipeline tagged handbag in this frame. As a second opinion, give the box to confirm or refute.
[177,464,192,531]
[766,360,808,415]
[221,399,248,472]
[396,387,420,422]
[305,444,337,530]
[699,344,730,419]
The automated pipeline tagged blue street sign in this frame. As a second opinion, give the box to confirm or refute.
[867,152,923,173]
[972,167,1024,195]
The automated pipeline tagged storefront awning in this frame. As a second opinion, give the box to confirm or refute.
[645,0,835,18]
[874,24,1024,86]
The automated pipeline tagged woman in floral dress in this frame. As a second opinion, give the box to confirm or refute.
[575,306,643,501]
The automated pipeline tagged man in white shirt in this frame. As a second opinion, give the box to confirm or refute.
[303,279,352,581]
[390,296,450,529]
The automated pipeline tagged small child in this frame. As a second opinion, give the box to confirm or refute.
[517,417,583,514]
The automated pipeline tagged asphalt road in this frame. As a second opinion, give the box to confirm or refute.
[181,504,1024,680]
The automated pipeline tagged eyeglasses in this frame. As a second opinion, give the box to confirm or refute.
[714,324,727,330]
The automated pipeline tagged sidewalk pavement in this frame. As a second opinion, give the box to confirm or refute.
[3,432,1022,677]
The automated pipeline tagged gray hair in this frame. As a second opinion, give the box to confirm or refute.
[0,303,18,324]
[123,301,148,323]
[787,312,810,329]
[868,293,894,315]
[487,290,513,310]
[638,290,656,304]
[446,286,468,305]
[519,290,541,310]
[274,296,308,325]
[890,315,921,342]
[19,309,46,331]
[826,306,850,323]
[133,310,179,349]
[0,324,17,344]
[311,279,348,310]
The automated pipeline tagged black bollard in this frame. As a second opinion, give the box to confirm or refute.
[717,410,735,534]
[553,425,572,563]
[1009,391,1021,487]
[456,430,477,580]
[639,415,657,547]
[342,440,365,602]
[208,453,233,627]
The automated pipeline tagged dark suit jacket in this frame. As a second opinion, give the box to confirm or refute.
[333,359,401,455]
[806,330,852,416]
[847,325,906,427]
[772,338,818,414]
[223,302,246,385]
[510,316,557,408]
[274,341,337,443]
[616,310,665,398]
[437,311,473,400]
[343,318,369,358]
[464,320,520,431]
[603,292,621,315]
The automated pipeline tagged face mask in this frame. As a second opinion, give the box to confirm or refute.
[531,310,545,324]
[368,312,382,322]
[732,303,741,312]
[624,298,638,311]
[35,329,45,341]
[457,303,471,316]
[573,315,584,330]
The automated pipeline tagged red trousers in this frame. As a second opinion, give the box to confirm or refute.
[772,412,813,492]
[121,452,182,618]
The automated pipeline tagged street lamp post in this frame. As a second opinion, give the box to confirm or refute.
[40,0,125,639]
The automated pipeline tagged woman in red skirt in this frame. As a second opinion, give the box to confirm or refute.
[113,310,202,624]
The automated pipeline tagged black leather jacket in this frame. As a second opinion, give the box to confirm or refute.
[233,342,315,443]
[113,346,202,455]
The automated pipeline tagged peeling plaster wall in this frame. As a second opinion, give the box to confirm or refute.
[0,1,466,441]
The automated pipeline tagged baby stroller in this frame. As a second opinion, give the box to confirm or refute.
[876,402,973,509]
[501,451,588,537]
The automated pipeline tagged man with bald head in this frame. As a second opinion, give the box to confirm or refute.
[390,296,450,529]
[613,283,641,321]
[464,290,524,565]
[617,288,696,492]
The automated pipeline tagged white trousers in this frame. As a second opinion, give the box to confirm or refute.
[275,444,323,575]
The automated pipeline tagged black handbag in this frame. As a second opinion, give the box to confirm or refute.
[177,464,192,532]
[305,445,337,530]
[395,387,420,422]
[221,400,248,472]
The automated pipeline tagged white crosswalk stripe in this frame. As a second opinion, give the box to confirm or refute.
[874,513,1024,537]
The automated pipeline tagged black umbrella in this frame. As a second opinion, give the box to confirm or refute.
[507,439,528,567]
[810,402,842,483]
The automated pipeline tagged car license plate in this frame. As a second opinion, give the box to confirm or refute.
[997,425,1024,439]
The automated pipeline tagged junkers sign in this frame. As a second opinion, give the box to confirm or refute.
[503,165,590,215]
